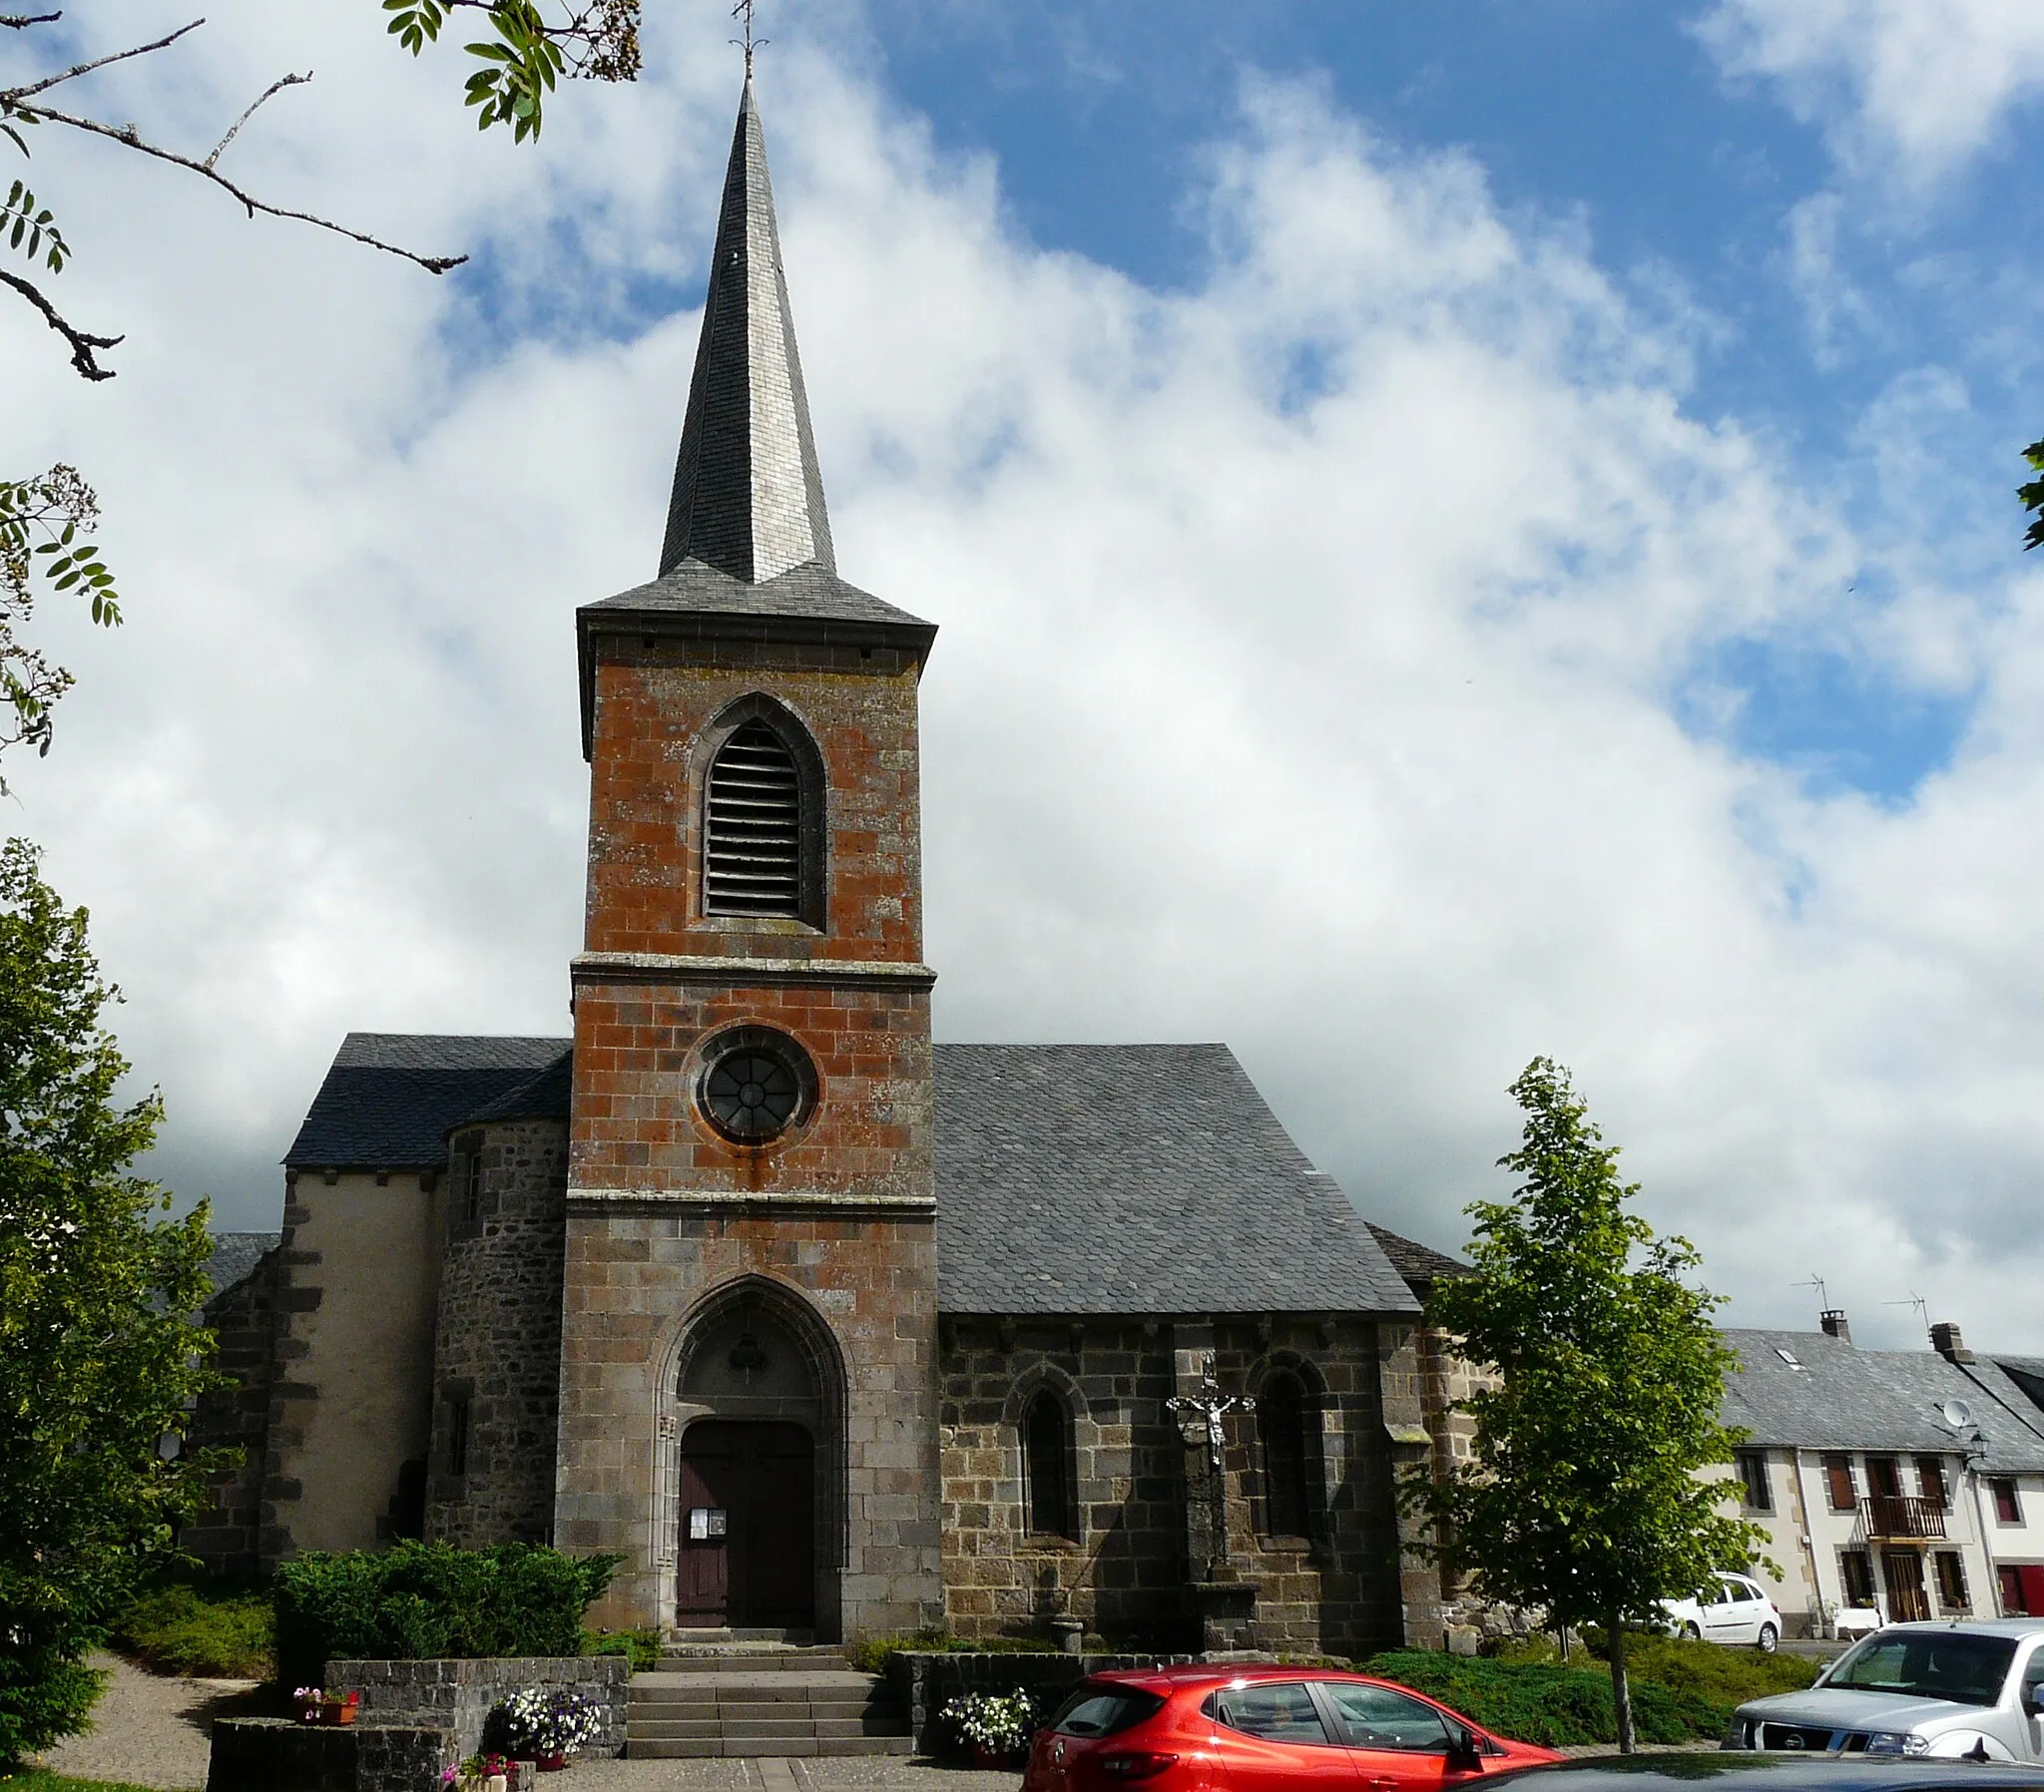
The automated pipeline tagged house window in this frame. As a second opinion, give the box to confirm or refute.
[1993,1479,2022,1525]
[1023,1390,1075,1540]
[1735,1450,1773,1513]
[705,720,804,918]
[1838,1549,1875,1608]
[448,1397,471,1478]
[1823,1453,1857,1513]
[1865,1456,1901,1499]
[1933,1550,1968,1611]
[453,1132,484,1226]
[2000,1566,2028,1615]
[1916,1456,1947,1510]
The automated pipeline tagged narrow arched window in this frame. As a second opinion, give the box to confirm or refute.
[1259,1372,1310,1538]
[1023,1389,1075,1540]
[706,721,802,916]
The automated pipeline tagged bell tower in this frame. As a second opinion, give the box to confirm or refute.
[554,75,942,1639]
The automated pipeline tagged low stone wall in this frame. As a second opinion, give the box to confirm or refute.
[887,1651,1252,1755]
[326,1657,630,1760]
[207,1717,454,1792]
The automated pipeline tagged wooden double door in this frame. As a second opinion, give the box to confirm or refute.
[676,1420,815,1629]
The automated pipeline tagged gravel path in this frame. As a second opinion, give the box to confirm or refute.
[30,1652,262,1790]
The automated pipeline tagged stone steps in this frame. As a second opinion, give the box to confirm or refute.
[628,1665,911,1759]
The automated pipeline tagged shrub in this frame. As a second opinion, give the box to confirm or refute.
[583,1626,663,1673]
[272,1544,619,1687]
[109,1581,275,1679]
[1590,1631,1816,1705]
[1361,1651,1727,1747]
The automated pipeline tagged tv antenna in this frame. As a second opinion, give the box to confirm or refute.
[1884,1291,1929,1331]
[732,0,768,76]
[1793,1274,1828,1310]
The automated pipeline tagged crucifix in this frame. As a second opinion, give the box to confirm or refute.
[1167,1354,1241,1568]
[731,0,767,77]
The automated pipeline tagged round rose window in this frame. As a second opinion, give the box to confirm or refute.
[698,1030,814,1143]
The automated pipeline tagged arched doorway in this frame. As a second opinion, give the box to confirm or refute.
[666,1280,842,1634]
[677,1420,815,1627]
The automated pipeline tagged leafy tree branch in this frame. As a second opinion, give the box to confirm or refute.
[383,0,643,140]
[2021,438,2044,553]
[0,465,117,782]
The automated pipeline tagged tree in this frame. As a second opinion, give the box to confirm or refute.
[0,838,222,1765]
[1403,1058,1766,1754]
[2022,437,2044,553]
[0,0,644,776]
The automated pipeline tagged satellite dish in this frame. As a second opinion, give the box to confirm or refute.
[1942,1399,1974,1432]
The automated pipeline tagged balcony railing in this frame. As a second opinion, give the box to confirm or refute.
[1859,1495,1946,1540]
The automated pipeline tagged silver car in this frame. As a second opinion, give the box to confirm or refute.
[1726,1620,2044,1760]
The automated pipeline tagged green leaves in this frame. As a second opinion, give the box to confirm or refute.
[0,839,223,1759]
[1403,1058,1768,1673]
[0,466,122,783]
[1,180,68,272]
[2021,437,2044,553]
[380,0,643,143]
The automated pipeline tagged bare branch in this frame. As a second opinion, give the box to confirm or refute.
[12,101,466,272]
[204,70,309,171]
[1,13,65,29]
[1,18,205,106]
[0,266,119,378]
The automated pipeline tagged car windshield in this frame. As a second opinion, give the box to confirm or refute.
[1049,1686,1166,1738]
[1823,1633,2017,1707]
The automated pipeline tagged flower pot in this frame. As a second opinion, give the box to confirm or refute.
[485,1777,509,1792]
[330,1703,357,1727]
[537,1753,568,1772]
[296,1706,321,1726]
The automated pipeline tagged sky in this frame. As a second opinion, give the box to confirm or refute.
[9,0,2044,1352]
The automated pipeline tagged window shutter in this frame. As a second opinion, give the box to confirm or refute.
[706,722,803,917]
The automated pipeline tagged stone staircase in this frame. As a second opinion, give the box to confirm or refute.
[628,1641,913,1759]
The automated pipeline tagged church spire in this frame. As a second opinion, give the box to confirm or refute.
[659,77,834,585]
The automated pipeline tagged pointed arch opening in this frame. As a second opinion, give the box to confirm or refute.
[1023,1387,1078,1542]
[699,695,826,927]
[1253,1360,1328,1547]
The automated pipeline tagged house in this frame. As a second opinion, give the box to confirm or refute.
[1719,1314,2044,1634]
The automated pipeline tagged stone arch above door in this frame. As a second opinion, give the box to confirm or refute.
[653,1275,847,1638]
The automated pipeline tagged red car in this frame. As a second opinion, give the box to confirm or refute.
[1022,1664,1565,1792]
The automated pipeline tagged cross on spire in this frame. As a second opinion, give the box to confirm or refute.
[731,0,766,77]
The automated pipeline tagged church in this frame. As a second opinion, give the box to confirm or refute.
[189,74,1458,1659]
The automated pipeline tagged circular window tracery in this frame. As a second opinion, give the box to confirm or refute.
[697,1028,815,1144]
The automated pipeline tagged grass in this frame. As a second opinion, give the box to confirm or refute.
[0,1773,200,1792]
[848,1628,1061,1675]
[106,1581,274,1680]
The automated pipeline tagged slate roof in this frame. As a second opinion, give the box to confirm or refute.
[1366,1222,1470,1289]
[1721,1329,2044,1474]
[586,559,928,632]
[460,1047,574,1126]
[203,1230,278,1299]
[1995,1358,2044,1420]
[283,1033,572,1170]
[930,1043,1417,1317]
[660,77,834,588]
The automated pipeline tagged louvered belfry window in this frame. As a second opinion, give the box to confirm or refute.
[706,721,803,916]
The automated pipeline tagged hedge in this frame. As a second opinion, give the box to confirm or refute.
[273,1544,619,1687]
[1361,1651,1729,1747]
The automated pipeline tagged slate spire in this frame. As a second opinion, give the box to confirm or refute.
[659,77,835,585]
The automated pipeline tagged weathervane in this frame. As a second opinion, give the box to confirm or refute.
[731,0,767,77]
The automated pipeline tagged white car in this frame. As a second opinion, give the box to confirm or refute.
[1726,1619,2044,1758]
[1660,1570,1785,1651]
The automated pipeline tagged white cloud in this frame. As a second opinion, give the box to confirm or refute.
[12,1,2044,1355]
[1699,0,2044,187]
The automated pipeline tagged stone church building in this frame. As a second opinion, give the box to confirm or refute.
[191,77,1458,1657]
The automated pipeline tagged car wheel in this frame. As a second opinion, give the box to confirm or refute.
[1757,1624,1779,1654]
[1684,1622,1702,1641]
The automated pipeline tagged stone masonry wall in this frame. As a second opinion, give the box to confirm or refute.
[183,1247,280,1576]
[938,1317,1410,1657]
[555,1212,941,1640]
[329,1655,629,1760]
[427,1119,570,1548]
